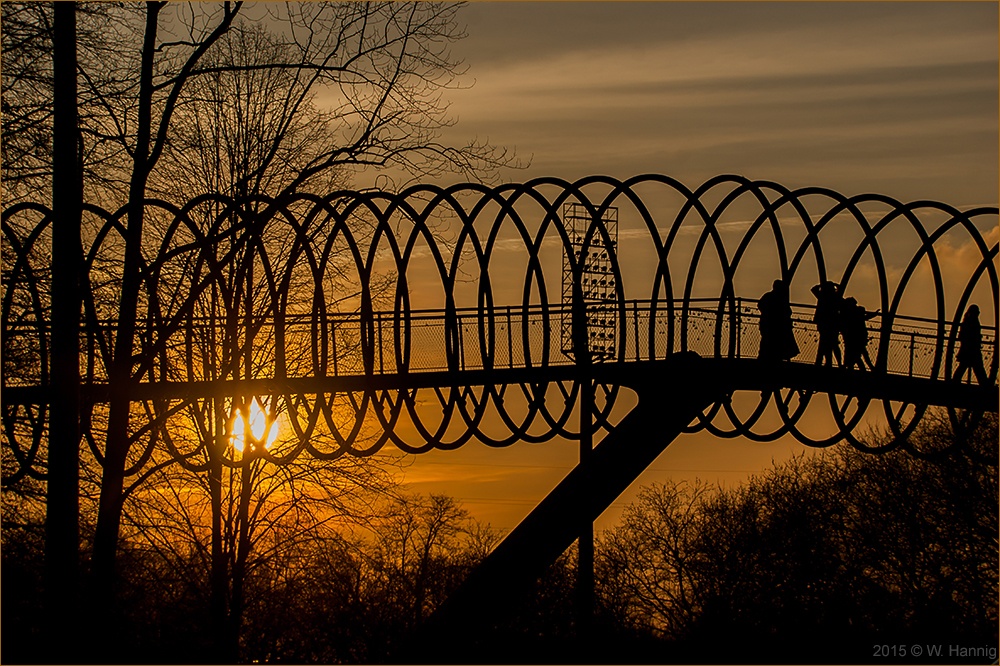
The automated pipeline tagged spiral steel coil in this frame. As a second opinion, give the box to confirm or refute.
[2,175,997,483]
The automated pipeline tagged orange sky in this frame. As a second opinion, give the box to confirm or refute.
[350,2,999,533]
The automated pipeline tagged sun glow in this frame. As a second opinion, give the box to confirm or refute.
[231,399,278,452]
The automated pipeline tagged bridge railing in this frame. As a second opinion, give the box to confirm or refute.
[3,299,994,391]
[379,300,992,380]
[377,300,994,378]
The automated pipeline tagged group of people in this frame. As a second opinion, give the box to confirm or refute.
[757,279,874,368]
[756,279,988,384]
[808,280,878,371]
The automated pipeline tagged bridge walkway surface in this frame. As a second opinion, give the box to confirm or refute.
[4,298,995,402]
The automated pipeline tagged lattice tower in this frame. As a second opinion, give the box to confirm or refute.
[561,202,618,359]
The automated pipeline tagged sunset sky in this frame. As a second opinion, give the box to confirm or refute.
[385,1,999,531]
[446,1,998,204]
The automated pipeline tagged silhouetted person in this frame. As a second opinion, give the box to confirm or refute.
[840,297,878,370]
[811,281,843,366]
[758,279,799,361]
[955,304,988,384]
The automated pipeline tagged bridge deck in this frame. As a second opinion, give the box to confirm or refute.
[5,357,995,414]
[3,299,996,405]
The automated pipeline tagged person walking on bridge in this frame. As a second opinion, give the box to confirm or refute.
[955,304,988,385]
[811,280,843,366]
[841,297,878,371]
[758,279,799,361]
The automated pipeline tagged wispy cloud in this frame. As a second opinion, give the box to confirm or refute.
[438,3,997,207]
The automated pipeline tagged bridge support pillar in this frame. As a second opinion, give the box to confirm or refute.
[577,378,595,643]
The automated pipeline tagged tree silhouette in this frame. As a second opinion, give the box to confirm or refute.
[597,412,998,664]
[118,438,397,662]
[137,491,496,663]
[599,480,716,641]
[2,3,519,641]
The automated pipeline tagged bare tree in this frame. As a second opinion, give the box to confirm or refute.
[373,493,475,629]
[1,3,144,206]
[598,479,716,640]
[1,3,55,204]
[3,6,520,653]
[6,0,518,607]
[151,19,350,201]
[120,416,399,662]
[596,415,998,662]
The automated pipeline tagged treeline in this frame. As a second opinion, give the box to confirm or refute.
[2,489,499,664]
[3,413,996,664]
[596,412,998,664]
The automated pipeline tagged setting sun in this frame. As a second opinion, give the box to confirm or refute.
[230,399,278,452]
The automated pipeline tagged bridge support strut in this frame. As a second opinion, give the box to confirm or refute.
[409,356,725,662]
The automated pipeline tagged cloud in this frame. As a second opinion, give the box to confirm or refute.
[457,3,997,77]
[435,3,998,206]
[456,10,996,108]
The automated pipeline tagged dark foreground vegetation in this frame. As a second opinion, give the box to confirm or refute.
[594,412,998,665]
[3,413,996,664]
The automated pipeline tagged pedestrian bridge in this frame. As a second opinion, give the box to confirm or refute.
[5,297,992,430]
[4,175,996,466]
[4,174,997,650]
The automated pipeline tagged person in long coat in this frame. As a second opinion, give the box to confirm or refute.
[758,279,799,361]
[955,304,988,384]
